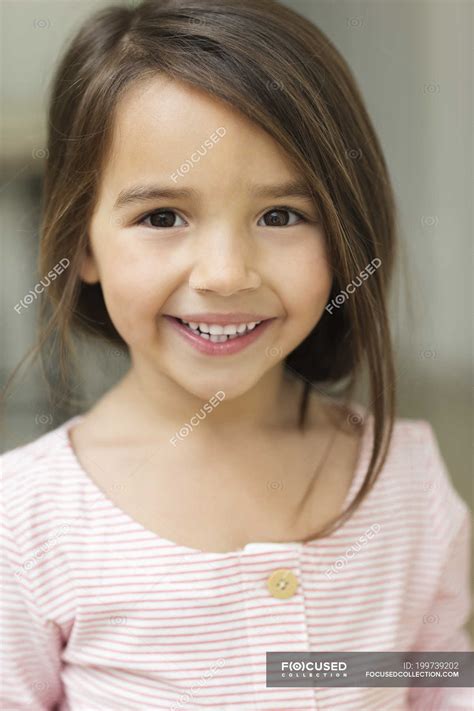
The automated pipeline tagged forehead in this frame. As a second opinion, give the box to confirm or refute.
[99,75,298,202]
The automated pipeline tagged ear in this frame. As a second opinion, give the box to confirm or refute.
[79,242,100,284]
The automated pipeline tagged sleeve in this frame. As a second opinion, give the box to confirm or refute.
[0,495,65,710]
[407,423,473,711]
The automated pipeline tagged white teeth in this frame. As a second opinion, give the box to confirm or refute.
[179,318,263,340]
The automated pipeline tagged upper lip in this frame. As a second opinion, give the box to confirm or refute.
[168,312,274,325]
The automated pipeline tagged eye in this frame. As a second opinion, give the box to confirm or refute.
[258,208,307,227]
[139,209,187,229]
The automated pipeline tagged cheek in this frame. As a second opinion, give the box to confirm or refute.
[98,250,172,342]
[272,237,332,320]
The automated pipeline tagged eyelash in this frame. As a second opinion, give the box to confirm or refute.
[136,206,310,229]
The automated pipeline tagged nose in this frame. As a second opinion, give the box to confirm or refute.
[189,227,261,296]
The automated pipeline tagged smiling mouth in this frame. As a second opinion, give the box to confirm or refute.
[173,316,268,342]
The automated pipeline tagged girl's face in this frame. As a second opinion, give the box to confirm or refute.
[82,76,332,401]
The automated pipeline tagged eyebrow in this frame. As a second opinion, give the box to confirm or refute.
[113,179,315,210]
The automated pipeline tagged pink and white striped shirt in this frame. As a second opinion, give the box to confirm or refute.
[1,408,472,710]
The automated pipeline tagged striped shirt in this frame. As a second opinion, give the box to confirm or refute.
[1,407,472,710]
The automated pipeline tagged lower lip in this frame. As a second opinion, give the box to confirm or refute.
[163,316,276,355]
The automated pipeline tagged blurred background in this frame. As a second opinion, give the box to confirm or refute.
[1,0,472,631]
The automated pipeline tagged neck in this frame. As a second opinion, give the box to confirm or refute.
[113,362,304,439]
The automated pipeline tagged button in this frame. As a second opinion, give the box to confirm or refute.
[266,568,298,599]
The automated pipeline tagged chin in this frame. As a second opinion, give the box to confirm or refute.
[175,372,259,403]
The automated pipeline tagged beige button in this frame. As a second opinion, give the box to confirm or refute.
[266,568,298,599]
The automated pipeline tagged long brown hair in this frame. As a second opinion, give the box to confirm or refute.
[5,0,397,539]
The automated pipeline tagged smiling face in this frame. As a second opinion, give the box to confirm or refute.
[81,75,333,401]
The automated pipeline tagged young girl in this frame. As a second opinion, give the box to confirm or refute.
[1,0,471,709]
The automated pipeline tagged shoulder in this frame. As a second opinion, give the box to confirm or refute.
[358,411,470,545]
[308,395,468,527]
[1,418,84,621]
[388,417,468,524]
[1,418,82,547]
[1,417,79,486]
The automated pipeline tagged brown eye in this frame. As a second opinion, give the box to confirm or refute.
[260,208,304,227]
[141,210,186,228]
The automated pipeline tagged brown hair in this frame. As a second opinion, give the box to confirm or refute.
[7,0,397,539]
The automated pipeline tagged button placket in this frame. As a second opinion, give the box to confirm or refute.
[238,542,318,710]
